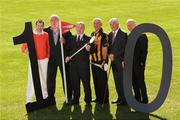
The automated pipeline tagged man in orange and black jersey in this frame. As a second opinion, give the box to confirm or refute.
[90,18,109,105]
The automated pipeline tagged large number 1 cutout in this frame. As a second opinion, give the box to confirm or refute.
[124,23,172,113]
[13,22,55,112]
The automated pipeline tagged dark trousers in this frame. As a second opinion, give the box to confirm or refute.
[47,59,72,101]
[112,62,126,102]
[132,64,148,103]
[70,63,92,103]
[92,63,109,104]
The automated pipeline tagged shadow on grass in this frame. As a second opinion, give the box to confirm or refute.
[27,103,166,120]
[93,103,113,120]
[115,105,167,120]
[116,105,149,120]
[27,102,93,120]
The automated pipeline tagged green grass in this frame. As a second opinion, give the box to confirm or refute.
[0,0,180,119]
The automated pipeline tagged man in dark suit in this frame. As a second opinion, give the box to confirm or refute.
[126,19,148,103]
[108,18,127,105]
[65,22,92,105]
[44,15,72,103]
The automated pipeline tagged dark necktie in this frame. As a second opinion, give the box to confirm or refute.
[77,35,81,42]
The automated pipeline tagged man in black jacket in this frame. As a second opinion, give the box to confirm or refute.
[126,19,148,103]
[65,22,92,105]
[108,18,127,105]
[44,15,72,103]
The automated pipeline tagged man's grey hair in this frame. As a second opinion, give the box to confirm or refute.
[50,14,60,21]
[76,21,85,27]
[126,19,136,25]
[93,18,102,23]
[109,18,119,24]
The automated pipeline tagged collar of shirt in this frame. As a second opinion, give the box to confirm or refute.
[33,29,45,35]
[53,30,59,35]
[77,34,84,40]
[50,27,60,35]
[127,31,131,35]
[94,28,103,35]
[112,28,119,37]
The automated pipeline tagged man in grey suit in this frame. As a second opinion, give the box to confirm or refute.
[108,18,127,105]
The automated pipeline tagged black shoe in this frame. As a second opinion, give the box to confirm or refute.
[26,102,32,105]
[47,96,56,105]
[66,100,79,105]
[117,101,127,105]
[47,96,55,101]
[64,97,73,104]
[111,99,121,104]
[65,100,71,105]
[141,100,148,104]
[91,99,98,103]
[98,100,109,105]
[103,99,109,104]
[86,102,92,107]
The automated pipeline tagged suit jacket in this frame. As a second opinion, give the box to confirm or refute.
[44,27,72,65]
[108,28,127,67]
[68,34,91,68]
[133,34,148,67]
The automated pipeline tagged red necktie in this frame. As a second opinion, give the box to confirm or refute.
[112,32,115,44]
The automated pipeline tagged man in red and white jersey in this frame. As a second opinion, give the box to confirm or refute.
[21,19,50,103]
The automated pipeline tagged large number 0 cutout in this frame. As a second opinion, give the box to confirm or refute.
[124,23,172,113]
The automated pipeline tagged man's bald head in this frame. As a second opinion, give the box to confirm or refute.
[50,14,60,30]
[126,19,136,32]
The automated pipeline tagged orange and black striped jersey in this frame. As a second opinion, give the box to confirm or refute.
[90,28,109,62]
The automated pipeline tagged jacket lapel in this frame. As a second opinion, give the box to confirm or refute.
[49,29,56,47]
[75,34,79,47]
[109,32,113,46]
